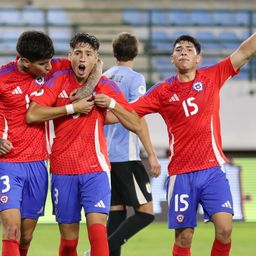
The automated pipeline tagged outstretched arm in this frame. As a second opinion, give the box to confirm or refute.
[26,96,95,123]
[231,32,256,71]
[95,94,142,133]
[70,59,103,102]
[138,118,161,177]
[96,94,160,177]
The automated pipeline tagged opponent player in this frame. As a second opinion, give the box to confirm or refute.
[103,32,160,256]
[26,32,144,256]
[123,33,255,255]
[0,30,55,256]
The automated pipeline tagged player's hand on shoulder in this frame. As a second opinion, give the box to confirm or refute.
[72,96,95,115]
[0,138,13,155]
[148,153,161,177]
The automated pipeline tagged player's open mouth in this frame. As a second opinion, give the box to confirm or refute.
[78,64,86,72]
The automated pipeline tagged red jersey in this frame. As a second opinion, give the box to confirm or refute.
[31,72,132,175]
[0,58,70,162]
[132,57,239,176]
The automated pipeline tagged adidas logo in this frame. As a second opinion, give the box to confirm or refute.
[169,94,180,102]
[94,200,106,208]
[221,200,232,209]
[58,90,69,98]
[37,206,44,214]
[12,86,22,94]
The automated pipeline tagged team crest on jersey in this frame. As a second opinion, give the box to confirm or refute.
[0,195,8,204]
[139,85,146,95]
[176,214,184,223]
[192,81,204,92]
[35,76,45,86]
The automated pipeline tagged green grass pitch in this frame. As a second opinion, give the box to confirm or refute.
[1,221,255,255]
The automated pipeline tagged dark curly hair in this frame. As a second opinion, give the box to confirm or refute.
[70,32,100,51]
[16,30,54,62]
[172,35,201,54]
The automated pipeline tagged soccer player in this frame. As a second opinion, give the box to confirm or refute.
[26,32,145,256]
[0,30,55,256]
[128,33,256,256]
[0,30,97,256]
[102,32,161,256]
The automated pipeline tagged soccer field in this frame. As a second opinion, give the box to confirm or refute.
[1,221,255,255]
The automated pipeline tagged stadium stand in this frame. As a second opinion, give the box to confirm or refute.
[0,1,255,83]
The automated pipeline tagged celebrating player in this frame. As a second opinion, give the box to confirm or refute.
[26,32,145,256]
[129,33,256,256]
[0,31,55,256]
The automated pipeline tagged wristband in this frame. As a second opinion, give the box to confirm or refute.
[65,104,75,115]
[108,98,116,110]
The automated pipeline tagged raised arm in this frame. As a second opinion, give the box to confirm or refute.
[230,32,256,71]
[26,96,95,123]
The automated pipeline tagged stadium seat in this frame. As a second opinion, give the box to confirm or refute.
[22,6,45,25]
[212,11,234,25]
[151,31,170,40]
[168,10,191,25]
[151,31,171,52]
[152,10,171,25]
[48,27,73,52]
[196,31,220,52]
[122,8,149,25]
[171,31,191,38]
[219,31,241,50]
[190,11,214,25]
[152,57,174,79]
[253,12,256,25]
[0,8,21,24]
[47,8,71,25]
[0,29,24,52]
[234,11,249,26]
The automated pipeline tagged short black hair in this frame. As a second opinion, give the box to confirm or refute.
[70,32,100,51]
[16,30,54,62]
[172,35,201,54]
[112,32,138,61]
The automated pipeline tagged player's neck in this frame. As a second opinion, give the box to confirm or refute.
[117,60,134,68]
[17,58,28,74]
[176,70,196,82]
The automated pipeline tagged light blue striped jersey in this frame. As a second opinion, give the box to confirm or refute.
[104,66,146,162]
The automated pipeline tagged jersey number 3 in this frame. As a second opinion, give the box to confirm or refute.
[182,97,198,117]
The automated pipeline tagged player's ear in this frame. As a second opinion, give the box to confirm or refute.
[170,54,174,64]
[68,50,72,60]
[196,53,202,64]
[20,57,31,68]
[95,52,100,62]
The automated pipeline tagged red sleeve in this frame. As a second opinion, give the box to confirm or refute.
[46,58,71,78]
[31,71,66,106]
[97,77,133,111]
[205,57,240,89]
[130,83,162,117]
